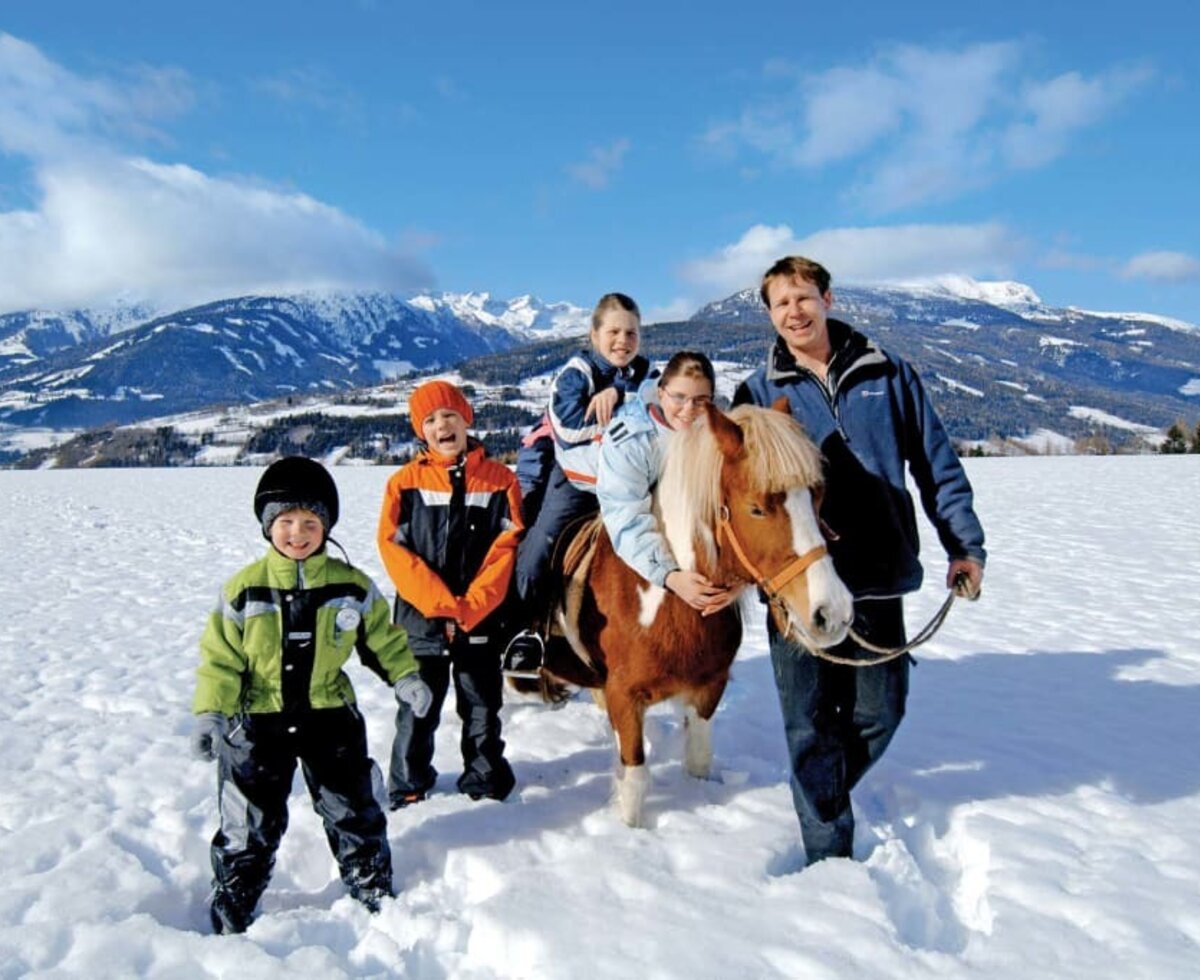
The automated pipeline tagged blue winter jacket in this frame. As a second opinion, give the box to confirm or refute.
[595,379,679,587]
[734,319,986,599]
[549,348,650,491]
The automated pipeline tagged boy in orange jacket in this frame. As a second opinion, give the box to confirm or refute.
[377,380,523,806]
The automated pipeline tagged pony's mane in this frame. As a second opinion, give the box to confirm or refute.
[656,404,824,570]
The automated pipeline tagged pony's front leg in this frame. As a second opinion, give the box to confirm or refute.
[606,687,648,827]
[683,681,727,780]
[683,704,713,779]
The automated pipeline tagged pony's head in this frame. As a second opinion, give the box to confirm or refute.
[658,400,853,648]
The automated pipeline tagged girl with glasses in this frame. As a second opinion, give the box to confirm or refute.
[596,350,741,614]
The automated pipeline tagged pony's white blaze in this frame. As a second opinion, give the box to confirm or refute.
[784,487,854,641]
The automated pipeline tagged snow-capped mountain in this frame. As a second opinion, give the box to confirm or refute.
[0,291,587,373]
[409,292,590,340]
[894,276,1046,313]
[3,277,1199,462]
[688,277,1200,449]
[0,291,589,430]
[0,301,160,369]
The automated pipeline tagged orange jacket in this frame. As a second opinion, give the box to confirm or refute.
[378,441,523,639]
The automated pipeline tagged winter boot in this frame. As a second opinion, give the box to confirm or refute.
[209,886,255,935]
[388,788,428,811]
[346,860,394,914]
[349,881,394,914]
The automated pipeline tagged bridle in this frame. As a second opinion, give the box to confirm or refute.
[717,500,965,667]
[716,503,826,607]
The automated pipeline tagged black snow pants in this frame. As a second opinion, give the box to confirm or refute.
[210,705,391,919]
[388,633,515,804]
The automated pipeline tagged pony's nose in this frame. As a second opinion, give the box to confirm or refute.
[812,604,850,636]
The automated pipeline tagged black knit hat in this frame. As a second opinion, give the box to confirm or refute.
[254,456,340,539]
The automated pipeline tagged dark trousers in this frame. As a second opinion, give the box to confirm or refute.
[210,706,391,914]
[768,598,910,864]
[514,463,597,606]
[389,639,515,802]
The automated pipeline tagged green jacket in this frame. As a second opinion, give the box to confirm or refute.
[193,547,418,716]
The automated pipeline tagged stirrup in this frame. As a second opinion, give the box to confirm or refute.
[502,629,545,679]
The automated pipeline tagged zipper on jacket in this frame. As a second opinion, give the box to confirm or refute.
[796,365,850,443]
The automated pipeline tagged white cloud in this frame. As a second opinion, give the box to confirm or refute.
[565,138,630,190]
[1003,67,1151,169]
[0,33,431,312]
[706,40,1150,212]
[0,34,194,159]
[679,222,1025,299]
[1121,251,1200,283]
[0,157,430,312]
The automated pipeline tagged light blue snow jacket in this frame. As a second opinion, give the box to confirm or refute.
[595,379,679,587]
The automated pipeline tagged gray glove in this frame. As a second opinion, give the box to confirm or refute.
[394,674,433,719]
[191,712,229,762]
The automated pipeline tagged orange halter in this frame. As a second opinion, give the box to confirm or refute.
[716,504,827,601]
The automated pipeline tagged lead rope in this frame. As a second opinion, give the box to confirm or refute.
[718,501,973,667]
[790,574,974,667]
[796,590,958,666]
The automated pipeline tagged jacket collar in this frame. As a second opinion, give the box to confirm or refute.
[581,348,650,390]
[415,439,487,470]
[765,318,883,384]
[265,544,329,581]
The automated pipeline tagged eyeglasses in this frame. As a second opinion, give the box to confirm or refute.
[661,390,712,409]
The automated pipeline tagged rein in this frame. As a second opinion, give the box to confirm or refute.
[717,503,966,668]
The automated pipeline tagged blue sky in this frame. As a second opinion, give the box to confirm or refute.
[2,0,1198,323]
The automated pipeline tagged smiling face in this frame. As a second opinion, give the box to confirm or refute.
[421,407,469,458]
[765,275,834,370]
[591,309,640,368]
[659,374,714,430]
[268,507,326,560]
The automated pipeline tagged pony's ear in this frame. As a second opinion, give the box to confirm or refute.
[705,401,745,460]
[770,395,790,415]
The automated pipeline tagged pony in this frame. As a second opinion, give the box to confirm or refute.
[529,400,855,826]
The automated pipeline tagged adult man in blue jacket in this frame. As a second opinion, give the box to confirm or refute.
[734,255,986,866]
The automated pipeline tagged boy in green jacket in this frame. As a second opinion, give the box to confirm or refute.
[191,456,432,934]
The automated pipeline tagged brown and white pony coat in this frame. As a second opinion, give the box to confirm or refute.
[536,401,854,826]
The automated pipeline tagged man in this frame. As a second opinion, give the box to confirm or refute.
[734,256,985,866]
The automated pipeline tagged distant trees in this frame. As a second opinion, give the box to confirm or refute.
[244,412,410,462]
[1159,420,1198,454]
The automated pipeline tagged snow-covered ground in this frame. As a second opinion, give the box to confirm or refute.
[2,456,1198,978]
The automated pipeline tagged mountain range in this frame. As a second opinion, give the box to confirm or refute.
[2,279,1198,465]
[0,291,589,431]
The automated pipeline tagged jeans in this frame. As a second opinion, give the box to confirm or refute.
[768,598,910,864]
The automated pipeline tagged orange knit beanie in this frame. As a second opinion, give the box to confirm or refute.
[408,379,474,436]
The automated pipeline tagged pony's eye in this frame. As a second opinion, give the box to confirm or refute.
[749,505,766,518]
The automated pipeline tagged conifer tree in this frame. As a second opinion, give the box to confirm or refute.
[1161,421,1188,454]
